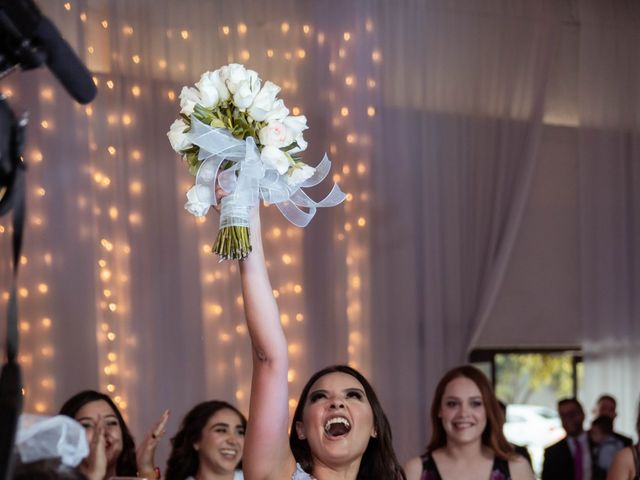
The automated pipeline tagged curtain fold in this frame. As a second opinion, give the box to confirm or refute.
[369,1,560,456]
[578,0,640,440]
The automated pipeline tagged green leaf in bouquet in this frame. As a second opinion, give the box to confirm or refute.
[179,113,192,125]
[232,127,245,140]
[210,117,225,128]
[182,145,199,154]
[282,141,300,153]
[187,159,203,176]
[193,104,214,124]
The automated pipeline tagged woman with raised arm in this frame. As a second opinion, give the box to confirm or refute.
[404,365,535,480]
[236,204,405,480]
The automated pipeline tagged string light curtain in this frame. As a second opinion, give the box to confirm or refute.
[0,0,378,464]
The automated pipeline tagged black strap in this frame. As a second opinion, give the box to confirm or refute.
[0,98,26,480]
[632,444,640,480]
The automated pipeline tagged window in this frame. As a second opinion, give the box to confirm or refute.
[470,348,583,476]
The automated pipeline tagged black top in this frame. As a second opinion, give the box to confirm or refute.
[420,452,511,480]
[631,444,640,480]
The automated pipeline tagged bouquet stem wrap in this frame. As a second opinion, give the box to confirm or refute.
[189,117,345,260]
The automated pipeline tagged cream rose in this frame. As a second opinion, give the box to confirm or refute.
[290,133,308,154]
[179,86,201,116]
[184,185,215,217]
[167,119,191,152]
[287,163,316,186]
[222,63,250,94]
[248,81,281,121]
[261,145,291,174]
[264,99,289,122]
[195,70,223,107]
[283,115,308,137]
[258,121,294,148]
[233,69,261,110]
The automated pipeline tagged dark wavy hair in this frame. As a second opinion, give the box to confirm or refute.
[165,400,247,480]
[289,365,406,480]
[59,390,137,476]
[426,365,514,460]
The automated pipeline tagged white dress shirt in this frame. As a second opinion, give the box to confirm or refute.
[567,432,592,480]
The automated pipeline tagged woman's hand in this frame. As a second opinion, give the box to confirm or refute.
[135,409,170,477]
[81,416,107,480]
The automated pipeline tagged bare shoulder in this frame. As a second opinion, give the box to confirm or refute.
[608,446,634,480]
[613,446,634,464]
[508,454,535,480]
[403,455,424,480]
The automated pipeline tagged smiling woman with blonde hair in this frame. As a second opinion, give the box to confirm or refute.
[404,365,535,480]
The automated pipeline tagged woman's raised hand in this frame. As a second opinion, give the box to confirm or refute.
[81,416,107,480]
[136,409,170,478]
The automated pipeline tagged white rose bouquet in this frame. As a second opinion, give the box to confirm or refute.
[168,64,345,260]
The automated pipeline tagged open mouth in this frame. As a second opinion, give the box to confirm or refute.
[324,417,351,437]
[220,448,238,459]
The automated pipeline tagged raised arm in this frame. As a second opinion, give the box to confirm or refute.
[240,207,297,480]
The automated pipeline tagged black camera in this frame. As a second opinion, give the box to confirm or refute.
[0,1,97,478]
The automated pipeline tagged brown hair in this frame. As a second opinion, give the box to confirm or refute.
[165,400,247,480]
[289,365,406,480]
[426,365,514,460]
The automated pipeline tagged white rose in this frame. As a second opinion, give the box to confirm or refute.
[248,81,281,121]
[222,63,251,94]
[283,115,308,137]
[258,121,294,148]
[179,86,201,116]
[195,71,222,107]
[200,69,230,102]
[287,163,316,186]
[290,133,308,154]
[264,99,289,122]
[167,119,191,152]
[184,184,215,217]
[233,69,261,110]
[261,145,291,174]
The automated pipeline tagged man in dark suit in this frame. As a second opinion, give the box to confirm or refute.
[592,394,633,447]
[542,398,594,480]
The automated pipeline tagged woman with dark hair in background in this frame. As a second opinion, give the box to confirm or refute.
[165,400,246,480]
[404,365,534,480]
[607,398,640,480]
[59,390,168,480]
[232,205,405,480]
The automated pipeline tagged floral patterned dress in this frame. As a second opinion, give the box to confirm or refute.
[420,453,510,480]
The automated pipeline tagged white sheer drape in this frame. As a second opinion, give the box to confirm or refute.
[367,0,560,457]
[578,0,640,441]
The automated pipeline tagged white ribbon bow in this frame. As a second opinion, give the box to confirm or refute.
[188,117,346,227]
